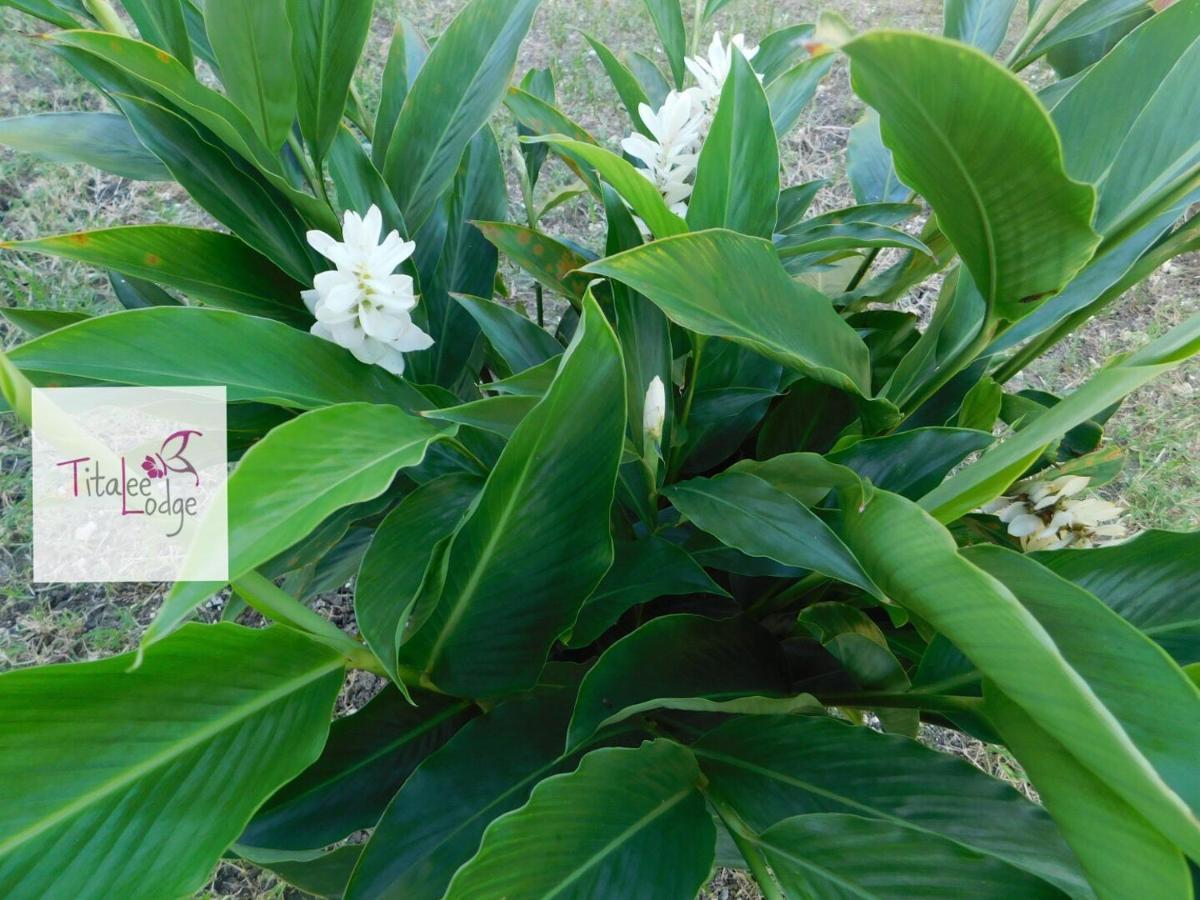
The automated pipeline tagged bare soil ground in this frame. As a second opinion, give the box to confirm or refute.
[0,1,1196,897]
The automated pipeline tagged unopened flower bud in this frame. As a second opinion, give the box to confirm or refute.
[643,376,666,445]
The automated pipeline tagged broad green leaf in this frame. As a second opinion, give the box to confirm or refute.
[287,0,373,163]
[0,624,342,900]
[568,615,789,748]
[921,317,1200,521]
[729,450,867,506]
[423,394,538,439]
[641,0,687,87]
[839,487,1200,860]
[0,308,89,338]
[0,0,79,28]
[776,179,826,230]
[240,687,473,851]
[797,602,917,736]
[1,226,307,325]
[703,0,738,21]
[145,403,454,645]
[445,740,714,899]
[112,94,317,282]
[1032,530,1200,665]
[943,0,1019,54]
[756,813,1063,898]
[778,222,930,259]
[238,845,362,899]
[986,687,1191,900]
[415,130,507,391]
[474,222,592,301]
[627,50,671,106]
[504,88,602,194]
[1056,2,1200,248]
[1020,0,1156,70]
[348,682,583,900]
[842,31,1099,321]
[0,112,170,180]
[204,0,296,151]
[567,536,728,648]
[765,53,836,137]
[665,471,882,598]
[453,293,562,376]
[109,270,181,309]
[7,307,425,410]
[692,715,1091,896]
[847,110,907,204]
[583,33,652,135]
[689,49,779,237]
[122,0,193,69]
[583,229,873,397]
[374,18,428,168]
[328,126,408,237]
[355,473,481,682]
[827,426,993,499]
[753,24,815,83]
[529,136,688,238]
[966,546,1200,832]
[398,295,625,696]
[383,0,539,232]
[46,30,337,231]
[484,354,561,396]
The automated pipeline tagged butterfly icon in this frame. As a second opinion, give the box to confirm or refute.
[141,455,166,479]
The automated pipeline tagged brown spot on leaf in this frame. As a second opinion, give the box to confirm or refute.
[67,234,90,245]
[145,253,161,266]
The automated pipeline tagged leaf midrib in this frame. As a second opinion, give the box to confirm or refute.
[0,655,343,856]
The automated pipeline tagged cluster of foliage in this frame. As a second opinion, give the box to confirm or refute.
[1,0,1199,897]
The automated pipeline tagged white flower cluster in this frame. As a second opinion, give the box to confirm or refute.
[303,205,433,376]
[620,32,760,221]
[982,475,1128,551]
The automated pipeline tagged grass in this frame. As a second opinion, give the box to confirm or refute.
[0,0,1197,896]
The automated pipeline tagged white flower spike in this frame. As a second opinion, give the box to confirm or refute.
[685,32,761,111]
[980,474,1128,551]
[643,375,667,445]
[621,88,705,216]
[303,205,433,376]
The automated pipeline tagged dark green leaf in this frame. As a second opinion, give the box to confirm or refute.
[0,624,342,899]
[347,682,583,900]
[383,0,539,232]
[204,0,296,151]
[453,293,562,375]
[843,31,1099,321]
[287,0,373,162]
[397,295,625,696]
[445,740,714,899]
[240,687,473,851]
[666,471,881,598]
[827,426,993,499]
[1031,530,1200,665]
[693,715,1091,896]
[766,53,836,137]
[1,226,307,325]
[583,33,652,135]
[374,18,428,168]
[583,230,873,398]
[641,0,687,87]
[7,307,425,410]
[689,49,779,237]
[757,813,1063,898]
[475,222,592,301]
[123,0,193,69]
[568,536,728,648]
[0,112,170,180]
[943,0,1019,54]
[569,615,789,748]
[847,110,908,204]
[0,308,90,338]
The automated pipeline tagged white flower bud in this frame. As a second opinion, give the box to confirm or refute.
[643,376,667,445]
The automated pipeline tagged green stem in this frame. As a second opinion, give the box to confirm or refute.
[232,571,385,674]
[287,132,327,202]
[668,334,707,480]
[690,0,706,56]
[83,0,132,37]
[747,571,828,617]
[844,246,881,293]
[347,84,372,141]
[898,317,996,419]
[705,792,785,900]
[1005,0,1068,70]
